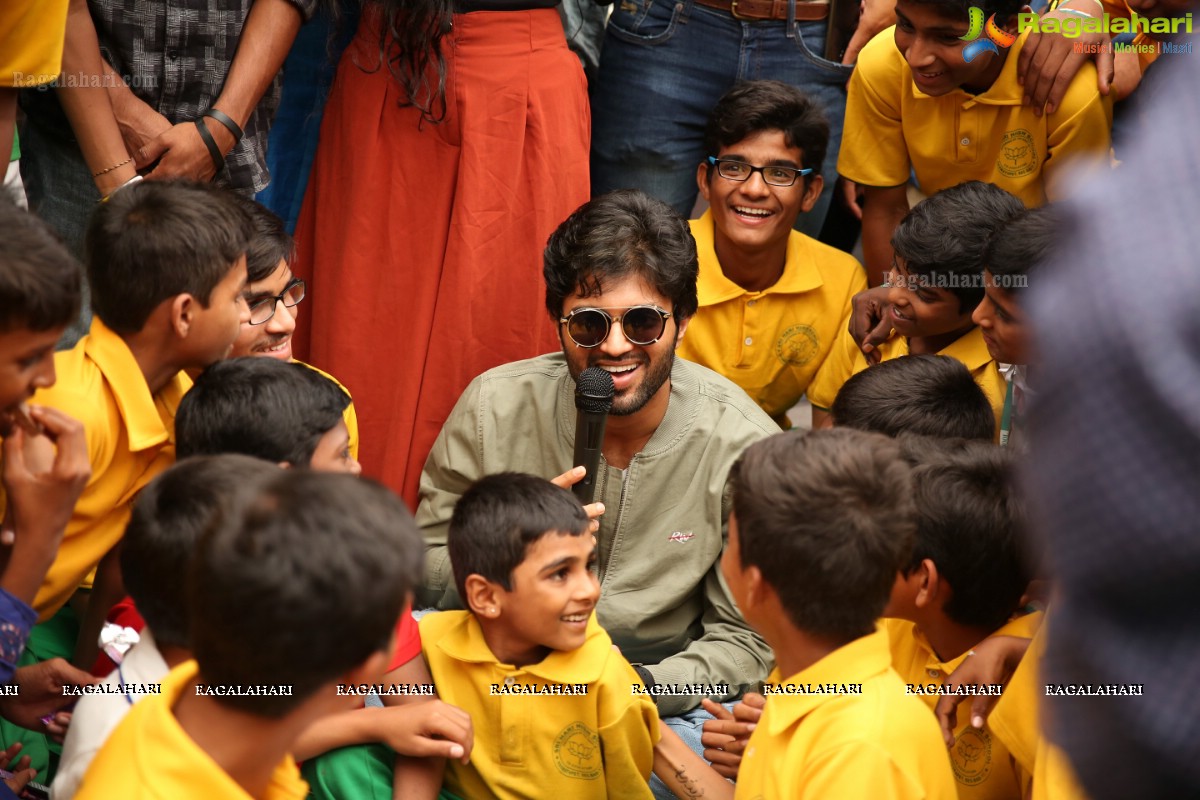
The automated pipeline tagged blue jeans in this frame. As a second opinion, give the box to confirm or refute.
[590,0,853,239]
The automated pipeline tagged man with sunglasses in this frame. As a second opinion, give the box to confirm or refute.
[416,190,778,793]
[677,81,867,429]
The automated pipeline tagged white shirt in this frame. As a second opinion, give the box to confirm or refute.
[52,630,170,800]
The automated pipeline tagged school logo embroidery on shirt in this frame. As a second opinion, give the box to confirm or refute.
[554,722,601,780]
[951,726,993,786]
[776,324,820,367]
[669,531,696,543]
[997,130,1038,179]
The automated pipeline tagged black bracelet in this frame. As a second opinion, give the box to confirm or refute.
[194,118,225,174]
[203,108,244,144]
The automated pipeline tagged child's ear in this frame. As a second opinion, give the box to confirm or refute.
[696,161,713,203]
[741,564,768,613]
[1002,6,1032,33]
[799,174,825,213]
[171,293,196,338]
[913,558,939,610]
[464,574,503,619]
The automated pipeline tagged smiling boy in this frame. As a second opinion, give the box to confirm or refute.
[809,182,1024,432]
[678,82,867,428]
[839,0,1112,284]
[226,195,359,460]
[421,472,659,799]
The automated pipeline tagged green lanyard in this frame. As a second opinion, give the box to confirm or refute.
[999,377,1016,448]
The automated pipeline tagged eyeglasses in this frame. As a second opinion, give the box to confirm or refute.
[559,305,673,348]
[247,278,306,325]
[706,157,813,187]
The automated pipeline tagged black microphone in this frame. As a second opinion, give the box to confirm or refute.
[572,367,615,505]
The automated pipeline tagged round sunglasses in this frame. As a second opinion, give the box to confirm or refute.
[559,305,673,348]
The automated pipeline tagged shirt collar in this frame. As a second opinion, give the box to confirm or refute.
[910,611,1043,673]
[82,318,191,452]
[134,661,308,799]
[938,327,996,372]
[765,625,894,735]
[691,212,824,307]
[436,611,609,685]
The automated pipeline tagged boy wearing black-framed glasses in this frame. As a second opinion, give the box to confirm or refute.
[677,81,868,429]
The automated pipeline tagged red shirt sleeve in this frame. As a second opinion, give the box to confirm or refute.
[90,596,146,676]
[386,603,422,672]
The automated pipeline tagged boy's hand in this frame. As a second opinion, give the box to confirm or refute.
[3,405,91,539]
[838,177,866,221]
[0,659,96,740]
[848,287,895,365]
[1017,7,1113,115]
[934,635,1032,747]
[370,700,474,764]
[700,694,763,779]
[0,741,36,792]
[550,467,604,532]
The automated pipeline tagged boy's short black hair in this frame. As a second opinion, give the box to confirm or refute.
[903,0,1024,26]
[0,191,82,334]
[448,472,589,602]
[122,455,280,649]
[984,205,1060,296]
[176,357,350,466]
[544,190,699,322]
[901,437,1030,630]
[891,181,1025,312]
[228,194,295,284]
[85,180,254,334]
[832,355,995,440]
[702,80,830,179]
[729,429,917,641]
[189,471,422,717]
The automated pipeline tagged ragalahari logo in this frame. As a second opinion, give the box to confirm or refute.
[961,7,1018,62]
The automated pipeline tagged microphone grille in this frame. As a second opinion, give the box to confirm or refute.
[576,367,615,414]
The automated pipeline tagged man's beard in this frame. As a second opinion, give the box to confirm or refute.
[609,349,674,416]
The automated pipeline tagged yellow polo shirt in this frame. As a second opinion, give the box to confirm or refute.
[677,212,867,426]
[421,610,659,800]
[0,1,68,87]
[3,319,190,620]
[840,27,1112,205]
[736,626,957,799]
[75,660,308,800]
[883,613,1042,800]
[808,325,1005,430]
[989,623,1090,800]
[296,360,360,460]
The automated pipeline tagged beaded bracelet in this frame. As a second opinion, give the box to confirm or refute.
[92,156,133,178]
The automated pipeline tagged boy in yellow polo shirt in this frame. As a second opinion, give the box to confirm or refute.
[75,469,425,800]
[722,429,956,799]
[226,196,359,460]
[883,437,1039,800]
[0,181,254,780]
[677,81,866,428]
[422,472,659,800]
[809,182,1024,431]
[840,0,1112,284]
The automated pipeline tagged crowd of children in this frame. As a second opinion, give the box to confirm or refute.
[1,0,1188,794]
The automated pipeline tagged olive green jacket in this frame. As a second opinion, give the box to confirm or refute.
[416,353,779,715]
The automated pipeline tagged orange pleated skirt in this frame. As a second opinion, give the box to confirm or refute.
[294,8,590,507]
